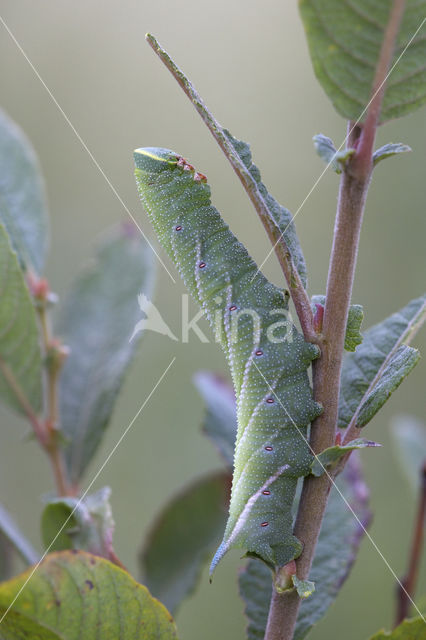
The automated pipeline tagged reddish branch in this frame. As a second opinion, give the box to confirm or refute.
[265,2,406,638]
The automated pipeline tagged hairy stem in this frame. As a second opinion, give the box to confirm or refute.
[395,463,426,626]
[146,34,316,343]
[265,2,406,637]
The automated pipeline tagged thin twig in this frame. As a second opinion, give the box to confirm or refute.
[36,301,72,497]
[146,34,316,343]
[395,463,426,626]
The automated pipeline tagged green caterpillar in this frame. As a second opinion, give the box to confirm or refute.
[134,148,322,571]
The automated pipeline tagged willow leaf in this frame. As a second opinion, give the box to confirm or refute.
[338,295,425,429]
[139,472,230,615]
[373,143,411,166]
[194,371,236,468]
[0,223,43,416]
[0,109,48,274]
[57,224,155,484]
[356,345,420,428]
[0,609,63,640]
[311,438,380,477]
[0,551,178,640]
[223,129,307,287]
[135,148,322,572]
[313,134,354,174]
[311,295,363,352]
[300,0,426,123]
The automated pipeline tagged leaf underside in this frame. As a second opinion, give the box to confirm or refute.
[57,225,155,484]
[338,295,425,429]
[0,108,48,274]
[300,0,426,123]
[139,472,230,615]
[0,223,43,416]
[311,438,380,477]
[223,130,308,288]
[194,371,237,468]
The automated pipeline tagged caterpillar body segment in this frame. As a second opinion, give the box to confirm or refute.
[134,147,322,570]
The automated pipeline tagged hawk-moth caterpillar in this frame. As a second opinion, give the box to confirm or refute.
[134,147,322,570]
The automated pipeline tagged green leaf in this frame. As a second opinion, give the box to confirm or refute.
[0,550,178,640]
[239,454,371,640]
[140,472,230,615]
[338,295,425,429]
[194,371,237,468]
[0,109,48,274]
[311,438,380,477]
[300,0,426,123]
[373,143,412,166]
[57,224,155,484]
[41,487,116,563]
[357,346,420,428]
[344,305,364,352]
[0,609,63,640]
[0,223,43,416]
[291,576,315,599]
[0,502,39,566]
[311,295,363,351]
[369,616,426,639]
[390,415,426,492]
[223,130,308,287]
[313,134,354,174]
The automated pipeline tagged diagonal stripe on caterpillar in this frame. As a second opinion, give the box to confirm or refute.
[134,147,322,571]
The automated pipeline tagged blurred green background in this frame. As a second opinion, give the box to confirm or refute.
[0,1,425,638]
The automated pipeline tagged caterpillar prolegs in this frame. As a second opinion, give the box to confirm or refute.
[134,148,322,570]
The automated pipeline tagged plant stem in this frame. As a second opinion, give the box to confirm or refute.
[0,356,47,446]
[36,302,72,497]
[395,463,426,626]
[265,2,406,636]
[48,446,69,497]
[146,34,316,343]
[265,125,370,639]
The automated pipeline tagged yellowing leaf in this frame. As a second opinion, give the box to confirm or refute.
[0,550,178,640]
